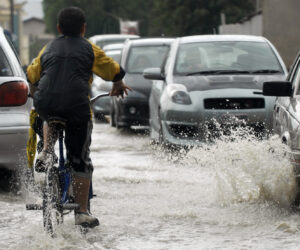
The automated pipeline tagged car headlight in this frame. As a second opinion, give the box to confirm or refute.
[167,83,192,105]
[171,90,192,105]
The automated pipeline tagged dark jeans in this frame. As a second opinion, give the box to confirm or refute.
[33,115,94,178]
[65,120,94,179]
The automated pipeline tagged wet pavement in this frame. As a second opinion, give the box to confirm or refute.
[1,123,300,250]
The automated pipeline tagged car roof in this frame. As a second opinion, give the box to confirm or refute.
[103,43,124,51]
[126,38,175,46]
[178,35,268,44]
[89,34,140,42]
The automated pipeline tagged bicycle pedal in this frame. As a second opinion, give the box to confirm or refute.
[62,203,80,210]
[26,204,42,210]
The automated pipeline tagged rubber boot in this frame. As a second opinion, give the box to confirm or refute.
[73,175,99,228]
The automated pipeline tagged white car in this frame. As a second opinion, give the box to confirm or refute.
[0,27,32,173]
[263,52,300,206]
[90,43,124,120]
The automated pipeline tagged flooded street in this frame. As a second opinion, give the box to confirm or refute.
[1,123,300,249]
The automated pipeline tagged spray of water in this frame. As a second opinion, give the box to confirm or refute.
[180,125,297,207]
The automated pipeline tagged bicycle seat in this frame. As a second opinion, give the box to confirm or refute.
[47,116,67,126]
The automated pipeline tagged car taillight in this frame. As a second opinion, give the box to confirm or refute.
[0,81,28,106]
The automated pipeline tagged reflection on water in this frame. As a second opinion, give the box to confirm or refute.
[1,124,300,250]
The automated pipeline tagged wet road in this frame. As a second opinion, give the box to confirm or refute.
[1,123,300,249]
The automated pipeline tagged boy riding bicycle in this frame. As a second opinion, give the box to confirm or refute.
[27,7,130,228]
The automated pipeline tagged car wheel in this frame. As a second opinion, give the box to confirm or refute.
[115,104,130,130]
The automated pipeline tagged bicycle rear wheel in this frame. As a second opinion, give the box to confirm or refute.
[43,167,63,235]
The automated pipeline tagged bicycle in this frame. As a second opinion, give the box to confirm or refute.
[26,93,109,236]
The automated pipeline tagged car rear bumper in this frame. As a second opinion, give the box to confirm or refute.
[0,126,29,170]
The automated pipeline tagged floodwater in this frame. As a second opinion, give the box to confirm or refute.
[1,123,300,250]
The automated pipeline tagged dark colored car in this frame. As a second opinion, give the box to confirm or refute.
[110,38,174,128]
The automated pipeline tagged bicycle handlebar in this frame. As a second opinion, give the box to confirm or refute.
[90,93,110,104]
[28,92,110,106]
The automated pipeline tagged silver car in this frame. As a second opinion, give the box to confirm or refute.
[88,34,139,49]
[91,43,124,120]
[144,35,287,146]
[0,27,32,172]
[263,52,300,206]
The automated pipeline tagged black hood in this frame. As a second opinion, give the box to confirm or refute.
[173,74,286,92]
[124,73,152,98]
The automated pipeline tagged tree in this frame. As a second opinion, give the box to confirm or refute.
[148,0,255,36]
[43,0,120,37]
[42,0,255,37]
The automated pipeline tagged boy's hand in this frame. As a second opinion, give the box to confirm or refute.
[110,80,132,98]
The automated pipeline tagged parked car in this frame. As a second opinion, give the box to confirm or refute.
[143,35,287,146]
[111,38,174,128]
[262,52,300,205]
[88,34,139,49]
[91,43,124,120]
[0,27,32,174]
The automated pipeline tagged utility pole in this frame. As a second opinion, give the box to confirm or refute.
[10,0,14,33]
[256,0,261,11]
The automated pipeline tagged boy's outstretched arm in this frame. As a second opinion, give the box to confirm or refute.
[89,41,131,97]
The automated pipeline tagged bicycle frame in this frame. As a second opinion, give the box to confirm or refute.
[26,92,110,235]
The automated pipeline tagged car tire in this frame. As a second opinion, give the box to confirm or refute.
[115,103,130,130]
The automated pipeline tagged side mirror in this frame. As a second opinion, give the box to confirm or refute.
[263,81,292,96]
[143,68,165,81]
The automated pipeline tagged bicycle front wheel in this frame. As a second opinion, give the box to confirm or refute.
[43,167,63,236]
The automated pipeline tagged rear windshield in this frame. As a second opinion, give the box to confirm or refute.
[105,50,122,63]
[126,45,169,73]
[0,47,13,76]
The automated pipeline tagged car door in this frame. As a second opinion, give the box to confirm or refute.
[149,49,171,133]
[276,54,300,144]
[287,55,300,148]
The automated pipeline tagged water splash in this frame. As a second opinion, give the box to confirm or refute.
[181,126,297,207]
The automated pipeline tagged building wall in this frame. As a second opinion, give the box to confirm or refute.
[263,0,300,68]
[23,19,45,38]
[219,15,263,36]
[0,0,27,65]
[23,19,54,64]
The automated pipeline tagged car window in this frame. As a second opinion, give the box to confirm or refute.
[0,47,13,76]
[4,32,22,66]
[287,56,300,83]
[292,61,300,95]
[126,45,170,73]
[174,41,283,75]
